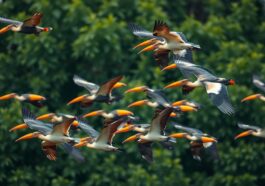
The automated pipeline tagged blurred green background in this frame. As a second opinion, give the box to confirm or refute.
[0,0,265,185]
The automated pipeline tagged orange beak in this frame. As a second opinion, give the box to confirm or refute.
[201,137,217,143]
[67,95,87,105]
[15,133,37,142]
[0,93,16,100]
[179,105,197,112]
[128,100,149,108]
[82,110,104,118]
[28,94,46,101]
[72,120,79,127]
[170,112,177,117]
[115,125,135,134]
[171,100,187,106]
[0,24,13,34]
[241,94,261,102]
[125,86,147,94]
[169,133,188,138]
[164,79,189,89]
[113,82,127,89]
[36,113,55,120]
[122,134,140,143]
[234,130,253,140]
[138,44,157,54]
[73,141,88,148]
[162,64,177,71]
[9,123,28,132]
[116,110,134,116]
[133,38,157,49]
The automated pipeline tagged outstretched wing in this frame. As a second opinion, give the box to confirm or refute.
[22,13,43,27]
[22,108,53,135]
[204,82,234,115]
[41,141,57,161]
[77,118,99,138]
[73,75,99,94]
[128,23,163,41]
[96,118,123,145]
[60,143,85,162]
[138,142,153,163]
[0,16,22,25]
[238,123,261,132]
[149,107,173,135]
[96,76,123,96]
[253,75,265,92]
[171,122,203,135]
[51,118,76,136]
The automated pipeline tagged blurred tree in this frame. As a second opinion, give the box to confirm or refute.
[0,0,264,185]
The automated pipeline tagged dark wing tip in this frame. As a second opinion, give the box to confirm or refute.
[22,108,36,120]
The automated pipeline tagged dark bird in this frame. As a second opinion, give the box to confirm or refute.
[0,13,52,35]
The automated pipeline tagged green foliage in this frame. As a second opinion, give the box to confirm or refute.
[0,0,264,185]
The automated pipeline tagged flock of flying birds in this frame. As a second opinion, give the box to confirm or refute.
[0,13,264,163]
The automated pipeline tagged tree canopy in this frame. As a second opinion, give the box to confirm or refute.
[0,0,264,185]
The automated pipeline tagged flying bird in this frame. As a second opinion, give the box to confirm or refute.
[241,75,265,102]
[74,118,125,152]
[128,21,200,68]
[68,75,125,107]
[0,93,46,107]
[0,13,52,35]
[125,86,197,116]
[10,112,79,132]
[163,58,235,115]
[16,109,84,162]
[235,123,265,139]
[122,108,175,163]
[170,123,218,161]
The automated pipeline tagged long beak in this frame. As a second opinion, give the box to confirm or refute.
[171,100,187,106]
[201,137,217,143]
[0,24,13,34]
[169,133,188,138]
[113,82,127,89]
[128,100,148,108]
[74,141,87,148]
[122,134,139,143]
[162,64,177,71]
[241,94,261,102]
[0,93,16,100]
[9,123,28,132]
[164,79,189,89]
[138,44,157,54]
[28,94,46,101]
[116,110,134,116]
[234,130,253,140]
[67,95,87,105]
[36,113,55,120]
[179,105,197,112]
[115,125,134,134]
[82,110,103,118]
[125,86,147,94]
[15,133,37,142]
[133,38,157,49]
